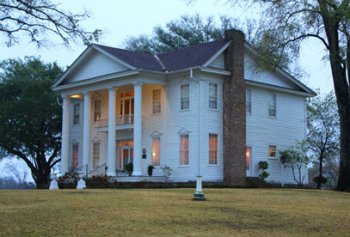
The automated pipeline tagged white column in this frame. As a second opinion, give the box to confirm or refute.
[107,87,116,176]
[82,91,91,175]
[133,82,143,176]
[60,95,70,175]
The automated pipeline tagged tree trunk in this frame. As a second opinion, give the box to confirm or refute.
[336,107,350,191]
[317,156,323,189]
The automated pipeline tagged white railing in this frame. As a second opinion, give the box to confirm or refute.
[95,115,135,128]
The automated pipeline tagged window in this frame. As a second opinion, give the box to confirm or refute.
[209,134,218,164]
[180,84,190,110]
[180,134,189,165]
[92,143,100,168]
[246,89,252,114]
[209,83,218,109]
[269,145,277,158]
[152,89,161,114]
[152,137,160,166]
[73,103,80,125]
[94,100,102,122]
[268,94,276,117]
[72,144,79,168]
[246,147,251,170]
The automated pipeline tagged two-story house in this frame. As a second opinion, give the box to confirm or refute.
[53,29,315,186]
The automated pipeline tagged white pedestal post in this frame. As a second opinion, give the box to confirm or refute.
[107,87,116,176]
[76,173,86,189]
[193,176,206,201]
[132,82,143,176]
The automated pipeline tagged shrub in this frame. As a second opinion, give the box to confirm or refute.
[258,161,269,182]
[313,176,327,185]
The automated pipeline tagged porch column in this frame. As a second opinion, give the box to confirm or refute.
[133,82,143,176]
[82,91,91,175]
[107,87,116,176]
[60,95,70,175]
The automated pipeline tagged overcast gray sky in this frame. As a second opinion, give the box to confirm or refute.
[0,0,334,181]
[1,0,333,93]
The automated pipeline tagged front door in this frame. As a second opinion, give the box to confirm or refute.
[117,141,134,170]
[122,146,133,170]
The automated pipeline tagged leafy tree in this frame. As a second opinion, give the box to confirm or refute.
[212,0,350,191]
[124,14,258,54]
[307,91,339,189]
[0,57,62,189]
[280,143,310,187]
[0,0,101,47]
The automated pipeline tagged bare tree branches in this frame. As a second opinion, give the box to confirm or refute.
[0,0,102,47]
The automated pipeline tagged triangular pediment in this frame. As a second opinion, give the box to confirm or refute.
[64,49,129,84]
[54,45,134,87]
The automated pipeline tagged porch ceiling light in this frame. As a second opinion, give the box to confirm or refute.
[70,94,82,99]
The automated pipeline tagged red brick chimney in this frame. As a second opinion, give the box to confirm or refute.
[223,29,246,186]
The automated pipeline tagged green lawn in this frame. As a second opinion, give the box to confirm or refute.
[0,188,349,236]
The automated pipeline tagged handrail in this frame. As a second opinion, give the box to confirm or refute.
[95,115,136,128]
[88,163,107,177]
[72,164,88,177]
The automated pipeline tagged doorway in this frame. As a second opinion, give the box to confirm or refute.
[117,140,134,170]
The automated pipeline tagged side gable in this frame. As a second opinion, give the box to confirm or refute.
[205,44,315,95]
[244,53,300,90]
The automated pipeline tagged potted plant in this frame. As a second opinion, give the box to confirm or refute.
[125,162,133,176]
[147,165,155,176]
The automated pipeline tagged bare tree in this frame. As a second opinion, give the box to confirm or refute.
[0,0,102,47]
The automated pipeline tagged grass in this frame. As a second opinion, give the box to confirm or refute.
[0,189,350,236]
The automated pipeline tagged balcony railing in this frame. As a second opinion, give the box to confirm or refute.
[95,115,134,128]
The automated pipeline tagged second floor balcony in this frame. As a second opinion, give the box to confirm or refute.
[94,114,136,131]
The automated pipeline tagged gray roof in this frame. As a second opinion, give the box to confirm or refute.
[94,39,229,72]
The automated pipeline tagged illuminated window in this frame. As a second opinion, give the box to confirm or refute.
[209,83,218,109]
[246,89,252,114]
[209,134,218,164]
[246,147,251,170]
[268,94,276,117]
[180,84,190,110]
[180,134,189,165]
[72,144,79,168]
[152,89,161,114]
[269,145,277,158]
[93,143,100,168]
[152,137,160,166]
[94,100,102,122]
[73,103,80,125]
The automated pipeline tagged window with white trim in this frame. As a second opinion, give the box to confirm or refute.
[209,134,218,164]
[246,147,252,170]
[209,83,218,109]
[152,137,160,166]
[92,143,100,168]
[94,100,102,122]
[180,84,190,110]
[180,134,189,165]
[73,103,80,125]
[246,89,252,114]
[72,144,79,168]
[269,145,277,158]
[152,89,161,114]
[268,94,276,117]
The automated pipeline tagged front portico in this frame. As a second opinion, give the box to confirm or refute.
[59,79,162,177]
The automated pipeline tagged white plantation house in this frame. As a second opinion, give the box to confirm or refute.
[53,30,315,186]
